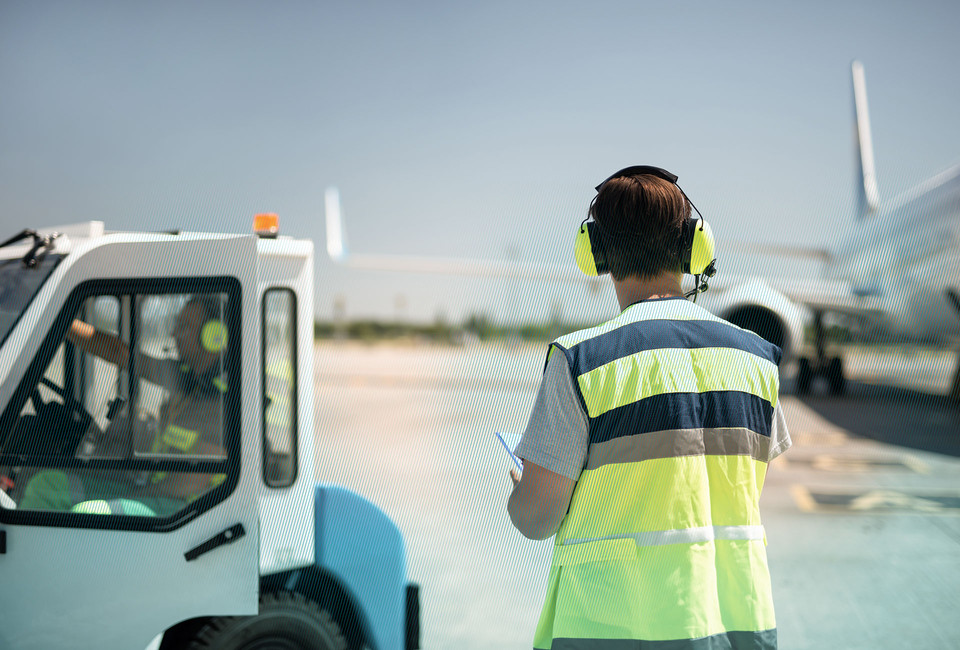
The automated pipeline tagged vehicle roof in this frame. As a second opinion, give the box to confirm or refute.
[0,221,312,261]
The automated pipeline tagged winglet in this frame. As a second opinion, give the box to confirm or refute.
[324,186,348,262]
[852,60,879,218]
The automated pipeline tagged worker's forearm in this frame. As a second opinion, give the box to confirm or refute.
[67,320,128,367]
[508,486,563,541]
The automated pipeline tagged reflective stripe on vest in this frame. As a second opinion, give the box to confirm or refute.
[149,424,200,485]
[534,298,779,649]
[149,423,227,492]
[149,371,227,487]
[561,524,765,549]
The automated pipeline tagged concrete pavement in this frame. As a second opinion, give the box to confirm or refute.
[313,341,960,649]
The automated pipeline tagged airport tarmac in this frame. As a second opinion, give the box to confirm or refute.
[313,341,960,650]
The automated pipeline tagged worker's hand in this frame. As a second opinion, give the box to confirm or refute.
[509,467,522,487]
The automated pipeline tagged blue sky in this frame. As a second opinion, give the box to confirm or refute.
[2,1,958,325]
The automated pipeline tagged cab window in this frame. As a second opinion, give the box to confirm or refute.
[0,281,239,529]
[262,288,297,488]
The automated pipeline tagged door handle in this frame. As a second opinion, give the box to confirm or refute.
[184,523,245,562]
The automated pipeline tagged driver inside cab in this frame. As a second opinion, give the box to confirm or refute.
[19,296,228,516]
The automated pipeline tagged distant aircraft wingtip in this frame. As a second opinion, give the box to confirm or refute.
[852,60,879,218]
[324,186,348,262]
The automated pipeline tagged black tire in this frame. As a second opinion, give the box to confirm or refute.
[188,592,348,650]
[796,357,812,395]
[827,356,846,396]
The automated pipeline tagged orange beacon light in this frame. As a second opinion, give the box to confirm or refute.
[253,213,279,238]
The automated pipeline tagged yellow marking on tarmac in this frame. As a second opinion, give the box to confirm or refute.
[780,453,929,473]
[788,429,850,448]
[902,456,932,474]
[849,490,944,513]
[819,454,926,473]
[790,484,817,512]
[811,455,872,472]
[790,487,960,515]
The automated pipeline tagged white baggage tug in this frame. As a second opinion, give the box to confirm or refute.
[0,219,419,650]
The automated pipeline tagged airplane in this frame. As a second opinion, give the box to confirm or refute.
[324,61,960,399]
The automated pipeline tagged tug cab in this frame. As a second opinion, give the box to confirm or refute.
[0,221,419,650]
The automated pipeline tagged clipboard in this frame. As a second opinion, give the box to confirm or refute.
[495,432,523,472]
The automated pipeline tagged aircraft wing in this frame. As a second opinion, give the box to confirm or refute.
[765,277,884,319]
[324,186,884,316]
[324,187,590,284]
[696,270,884,319]
[332,252,583,283]
[720,241,832,263]
[711,241,881,318]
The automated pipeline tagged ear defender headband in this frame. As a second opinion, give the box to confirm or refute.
[574,165,717,300]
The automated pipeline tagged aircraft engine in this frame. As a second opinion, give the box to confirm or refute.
[711,279,806,365]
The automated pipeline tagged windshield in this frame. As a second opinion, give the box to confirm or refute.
[0,253,65,347]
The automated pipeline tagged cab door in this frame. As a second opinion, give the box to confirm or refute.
[0,235,260,650]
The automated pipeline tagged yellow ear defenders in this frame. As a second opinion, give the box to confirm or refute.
[574,165,717,300]
[201,318,228,354]
[186,296,228,354]
[574,219,608,277]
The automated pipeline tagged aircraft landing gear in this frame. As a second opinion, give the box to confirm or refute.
[795,310,846,396]
[951,347,960,402]
[948,291,960,402]
[826,356,846,395]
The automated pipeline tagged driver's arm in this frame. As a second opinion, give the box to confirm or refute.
[66,320,166,385]
[66,320,128,367]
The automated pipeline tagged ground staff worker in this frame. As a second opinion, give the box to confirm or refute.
[20,296,227,514]
[507,166,791,649]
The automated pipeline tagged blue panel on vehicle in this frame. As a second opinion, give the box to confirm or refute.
[314,484,407,650]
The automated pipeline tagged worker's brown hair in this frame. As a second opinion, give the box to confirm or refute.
[588,173,690,280]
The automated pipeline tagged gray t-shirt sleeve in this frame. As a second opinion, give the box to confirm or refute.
[514,348,590,481]
[768,401,792,461]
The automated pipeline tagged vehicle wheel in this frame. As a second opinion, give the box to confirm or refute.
[827,356,845,396]
[188,592,348,650]
[796,357,812,395]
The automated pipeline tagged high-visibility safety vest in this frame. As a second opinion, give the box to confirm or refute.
[149,370,228,492]
[534,297,781,650]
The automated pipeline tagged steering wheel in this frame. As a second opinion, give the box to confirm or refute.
[27,377,102,456]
